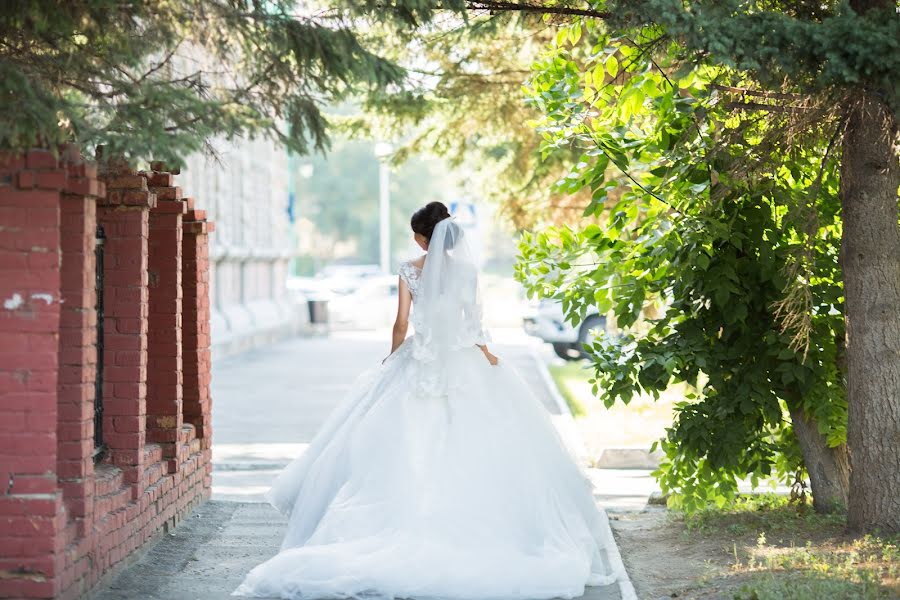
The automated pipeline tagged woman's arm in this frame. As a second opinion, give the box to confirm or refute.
[476,344,499,366]
[388,277,413,357]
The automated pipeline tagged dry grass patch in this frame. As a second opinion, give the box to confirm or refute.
[612,495,900,599]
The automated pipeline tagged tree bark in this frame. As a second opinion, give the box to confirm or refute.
[840,71,900,530]
[790,408,850,513]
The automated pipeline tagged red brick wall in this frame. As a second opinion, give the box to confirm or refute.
[96,174,154,501]
[0,150,67,599]
[57,154,103,544]
[183,206,214,465]
[0,151,214,599]
[146,174,185,470]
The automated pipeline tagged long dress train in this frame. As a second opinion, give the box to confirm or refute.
[234,229,618,600]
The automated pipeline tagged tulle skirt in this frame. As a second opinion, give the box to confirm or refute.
[233,337,618,599]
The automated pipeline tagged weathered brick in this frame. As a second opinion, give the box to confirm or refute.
[16,170,36,189]
[9,474,57,495]
[105,175,147,191]
[35,169,67,190]
[152,187,182,201]
[25,149,57,170]
[65,177,101,197]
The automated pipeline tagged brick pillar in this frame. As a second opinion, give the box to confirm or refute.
[96,173,156,500]
[182,207,214,490]
[146,171,186,471]
[56,148,104,540]
[0,150,66,599]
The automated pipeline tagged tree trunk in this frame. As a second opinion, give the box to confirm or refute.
[840,67,900,531]
[790,407,850,513]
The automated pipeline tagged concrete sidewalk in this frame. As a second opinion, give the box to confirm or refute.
[93,330,649,600]
[92,501,620,600]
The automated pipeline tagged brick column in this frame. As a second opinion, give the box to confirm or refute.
[56,148,104,539]
[182,207,214,490]
[146,170,186,471]
[0,150,66,599]
[96,173,156,500]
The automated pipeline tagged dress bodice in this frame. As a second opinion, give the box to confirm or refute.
[397,257,489,349]
[398,261,422,300]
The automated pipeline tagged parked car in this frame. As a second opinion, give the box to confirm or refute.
[328,274,399,329]
[523,299,609,360]
[315,264,384,296]
[286,276,336,300]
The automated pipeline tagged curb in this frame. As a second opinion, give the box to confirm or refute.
[593,447,663,469]
[598,513,638,600]
[528,348,639,600]
[529,347,589,461]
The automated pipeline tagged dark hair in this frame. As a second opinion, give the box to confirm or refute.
[410,201,451,242]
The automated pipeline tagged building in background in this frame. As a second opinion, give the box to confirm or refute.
[181,138,305,357]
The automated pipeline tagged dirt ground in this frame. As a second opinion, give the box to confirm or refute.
[609,509,733,599]
[609,504,900,600]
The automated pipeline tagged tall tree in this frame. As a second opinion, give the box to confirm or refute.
[840,0,900,532]
[461,0,898,530]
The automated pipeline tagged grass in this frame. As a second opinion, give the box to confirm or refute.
[547,361,590,417]
[546,359,679,456]
[680,495,900,599]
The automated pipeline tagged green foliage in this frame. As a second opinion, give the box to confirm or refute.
[607,0,900,112]
[682,493,845,535]
[515,25,848,512]
[356,0,900,231]
[0,0,461,165]
[347,11,595,229]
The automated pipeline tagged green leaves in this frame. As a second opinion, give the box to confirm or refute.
[605,54,619,79]
[517,21,849,514]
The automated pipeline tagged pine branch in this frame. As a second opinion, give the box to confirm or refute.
[710,84,802,101]
[465,1,611,19]
[725,101,810,114]
[135,42,183,85]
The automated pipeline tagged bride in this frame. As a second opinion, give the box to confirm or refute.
[234,202,618,600]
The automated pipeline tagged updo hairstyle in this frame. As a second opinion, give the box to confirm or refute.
[410,201,451,242]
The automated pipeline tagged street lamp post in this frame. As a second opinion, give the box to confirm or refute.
[294,162,314,274]
[374,142,393,274]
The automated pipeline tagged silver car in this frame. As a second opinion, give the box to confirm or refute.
[523,299,608,360]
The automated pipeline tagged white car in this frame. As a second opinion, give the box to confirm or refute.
[315,264,385,296]
[328,275,399,329]
[286,276,336,300]
[523,299,608,360]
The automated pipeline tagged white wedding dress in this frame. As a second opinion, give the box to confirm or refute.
[234,219,618,600]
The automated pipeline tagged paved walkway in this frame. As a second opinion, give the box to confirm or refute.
[93,502,618,600]
[94,330,645,600]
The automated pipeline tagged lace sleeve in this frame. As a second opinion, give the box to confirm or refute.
[398,261,421,299]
